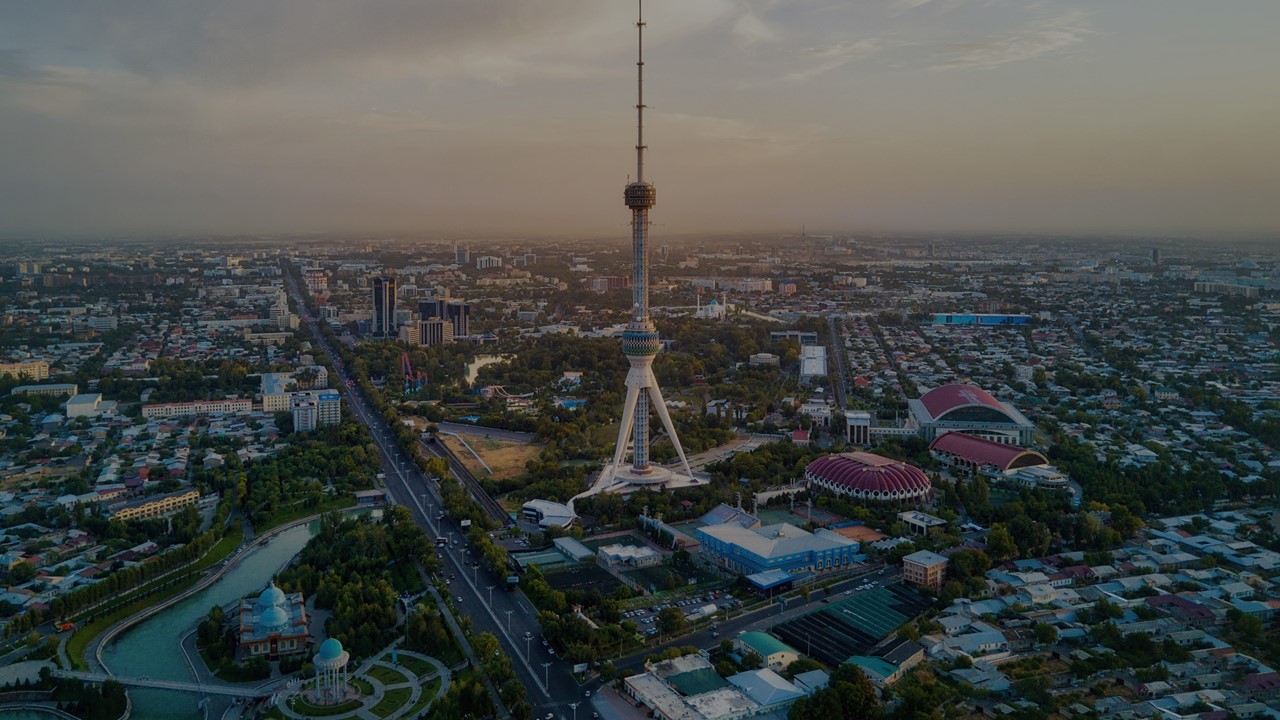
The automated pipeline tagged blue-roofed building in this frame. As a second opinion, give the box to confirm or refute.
[699,503,760,529]
[746,568,807,597]
[695,523,859,576]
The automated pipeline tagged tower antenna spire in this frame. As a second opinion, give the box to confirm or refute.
[636,0,647,183]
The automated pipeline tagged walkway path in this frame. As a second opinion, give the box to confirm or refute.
[273,643,450,720]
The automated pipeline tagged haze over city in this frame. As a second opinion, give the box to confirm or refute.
[2,0,1279,238]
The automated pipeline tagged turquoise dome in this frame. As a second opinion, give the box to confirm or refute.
[258,605,290,634]
[317,638,344,661]
[257,583,287,610]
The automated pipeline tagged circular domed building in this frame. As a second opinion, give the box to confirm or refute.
[313,638,351,705]
[804,452,932,504]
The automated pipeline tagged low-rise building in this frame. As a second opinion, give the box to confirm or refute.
[903,549,948,592]
[112,489,200,522]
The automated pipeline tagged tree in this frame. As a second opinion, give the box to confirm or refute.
[986,524,1017,562]
[789,664,881,720]
[657,607,686,635]
[1033,622,1059,646]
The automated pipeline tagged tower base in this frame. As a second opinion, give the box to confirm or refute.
[591,463,707,495]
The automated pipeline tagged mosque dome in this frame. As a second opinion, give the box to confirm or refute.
[256,583,287,611]
[317,638,345,662]
[257,605,291,634]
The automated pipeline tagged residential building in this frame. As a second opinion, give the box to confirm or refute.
[903,549,949,592]
[0,361,49,381]
[11,383,79,398]
[142,399,253,419]
[112,489,200,522]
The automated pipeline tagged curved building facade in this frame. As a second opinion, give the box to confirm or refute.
[906,384,1035,445]
[804,452,932,504]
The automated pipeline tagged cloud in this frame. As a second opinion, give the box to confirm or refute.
[732,12,778,46]
[931,11,1093,70]
[787,39,883,82]
[0,49,52,83]
[16,1,737,88]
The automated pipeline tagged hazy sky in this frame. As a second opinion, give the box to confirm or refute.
[2,0,1278,238]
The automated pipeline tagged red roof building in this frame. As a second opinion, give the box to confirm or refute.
[929,432,1049,473]
[804,452,931,504]
[907,384,1036,445]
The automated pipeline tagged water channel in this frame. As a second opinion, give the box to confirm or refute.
[95,521,317,720]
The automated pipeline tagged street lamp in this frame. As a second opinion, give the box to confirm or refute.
[570,702,579,720]
[526,634,532,658]
[506,610,513,633]
[486,585,494,605]
[472,564,479,585]
[542,662,551,687]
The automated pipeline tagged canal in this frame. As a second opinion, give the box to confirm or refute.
[99,521,317,719]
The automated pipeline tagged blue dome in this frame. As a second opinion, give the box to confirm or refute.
[317,638,344,661]
[257,583,286,611]
[258,605,290,634]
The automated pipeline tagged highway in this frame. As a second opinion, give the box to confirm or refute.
[285,273,584,717]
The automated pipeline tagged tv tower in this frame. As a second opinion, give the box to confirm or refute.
[605,0,695,487]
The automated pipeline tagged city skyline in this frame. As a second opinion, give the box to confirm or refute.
[2,0,1279,238]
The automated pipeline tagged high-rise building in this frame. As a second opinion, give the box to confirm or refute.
[371,275,396,337]
[454,244,470,265]
[476,256,502,270]
[419,299,470,339]
[291,393,318,432]
[1151,247,1161,266]
[600,5,695,490]
[291,389,341,432]
[418,318,454,346]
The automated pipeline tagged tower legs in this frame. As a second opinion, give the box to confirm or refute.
[604,360,694,485]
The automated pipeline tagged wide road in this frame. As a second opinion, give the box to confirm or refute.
[285,274,583,718]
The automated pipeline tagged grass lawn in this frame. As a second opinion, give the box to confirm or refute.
[367,663,410,686]
[370,686,413,718]
[405,677,441,716]
[351,677,375,696]
[381,653,433,678]
[260,496,350,532]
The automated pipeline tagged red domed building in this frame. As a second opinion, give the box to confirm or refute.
[804,452,932,504]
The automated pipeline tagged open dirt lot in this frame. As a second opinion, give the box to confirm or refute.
[440,434,543,480]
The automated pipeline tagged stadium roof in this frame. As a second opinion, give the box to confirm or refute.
[929,432,1048,471]
[805,452,931,499]
[919,384,1005,421]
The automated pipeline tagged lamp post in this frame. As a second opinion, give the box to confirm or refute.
[473,563,479,585]
[542,662,551,688]
[486,585,494,606]
[506,610,513,633]
[526,634,532,658]
[570,702,579,720]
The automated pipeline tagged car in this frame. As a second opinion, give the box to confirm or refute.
[592,713,599,719]
[584,690,592,697]
[542,639,549,646]
[546,714,555,720]
[844,590,852,595]
[457,596,463,603]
